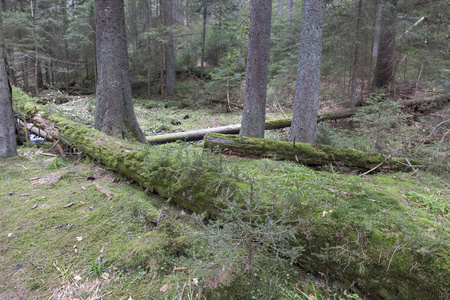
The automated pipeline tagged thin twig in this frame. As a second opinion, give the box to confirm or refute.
[91,291,112,300]
[360,154,391,176]
[419,119,450,146]
[387,244,402,271]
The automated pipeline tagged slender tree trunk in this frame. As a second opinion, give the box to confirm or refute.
[129,0,138,55]
[290,0,326,144]
[372,0,383,65]
[65,41,69,93]
[94,0,146,142]
[0,0,17,158]
[89,1,97,89]
[147,0,153,99]
[200,4,207,80]
[162,0,176,96]
[286,0,292,19]
[31,0,39,95]
[373,0,397,90]
[23,58,28,92]
[36,59,43,90]
[277,0,283,15]
[239,0,272,138]
[184,0,189,27]
[159,0,165,98]
[351,0,363,108]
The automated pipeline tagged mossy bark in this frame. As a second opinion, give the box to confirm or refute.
[204,133,422,172]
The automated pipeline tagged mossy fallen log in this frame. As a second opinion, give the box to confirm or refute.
[12,92,450,300]
[204,132,422,172]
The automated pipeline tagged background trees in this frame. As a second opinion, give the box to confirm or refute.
[2,0,447,136]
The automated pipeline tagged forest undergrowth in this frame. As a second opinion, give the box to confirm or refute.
[2,86,449,299]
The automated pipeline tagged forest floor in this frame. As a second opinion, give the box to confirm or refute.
[1,89,449,299]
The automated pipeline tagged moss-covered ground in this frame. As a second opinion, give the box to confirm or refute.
[4,88,449,299]
[0,145,318,299]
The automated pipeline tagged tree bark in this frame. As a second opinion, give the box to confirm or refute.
[147,0,153,99]
[200,4,207,80]
[277,0,283,15]
[290,0,326,144]
[372,0,383,65]
[204,133,421,172]
[286,0,292,19]
[94,0,146,142]
[240,0,272,138]
[0,2,17,158]
[351,0,363,108]
[373,0,397,90]
[162,0,176,96]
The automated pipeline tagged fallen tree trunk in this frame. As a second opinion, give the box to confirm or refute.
[23,111,448,300]
[146,118,292,144]
[204,133,422,172]
[147,93,449,144]
[13,93,450,300]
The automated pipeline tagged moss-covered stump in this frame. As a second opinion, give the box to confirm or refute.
[204,133,422,172]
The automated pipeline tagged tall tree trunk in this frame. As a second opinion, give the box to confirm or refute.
[183,0,189,27]
[373,0,397,90]
[147,0,153,99]
[372,0,383,66]
[200,4,207,80]
[31,0,39,95]
[23,58,28,92]
[162,0,176,96]
[351,0,363,108]
[159,0,165,98]
[94,0,146,142]
[290,0,326,144]
[239,0,272,138]
[286,0,292,19]
[36,59,43,90]
[277,0,283,15]
[89,1,97,90]
[65,41,70,93]
[0,0,17,158]
[129,0,138,56]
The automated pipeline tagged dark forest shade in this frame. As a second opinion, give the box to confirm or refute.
[240,0,272,138]
[94,0,146,142]
[290,0,326,144]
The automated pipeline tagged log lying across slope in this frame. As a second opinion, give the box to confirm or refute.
[204,133,422,172]
[146,118,292,144]
[13,95,449,300]
[147,93,449,144]
[20,112,448,300]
